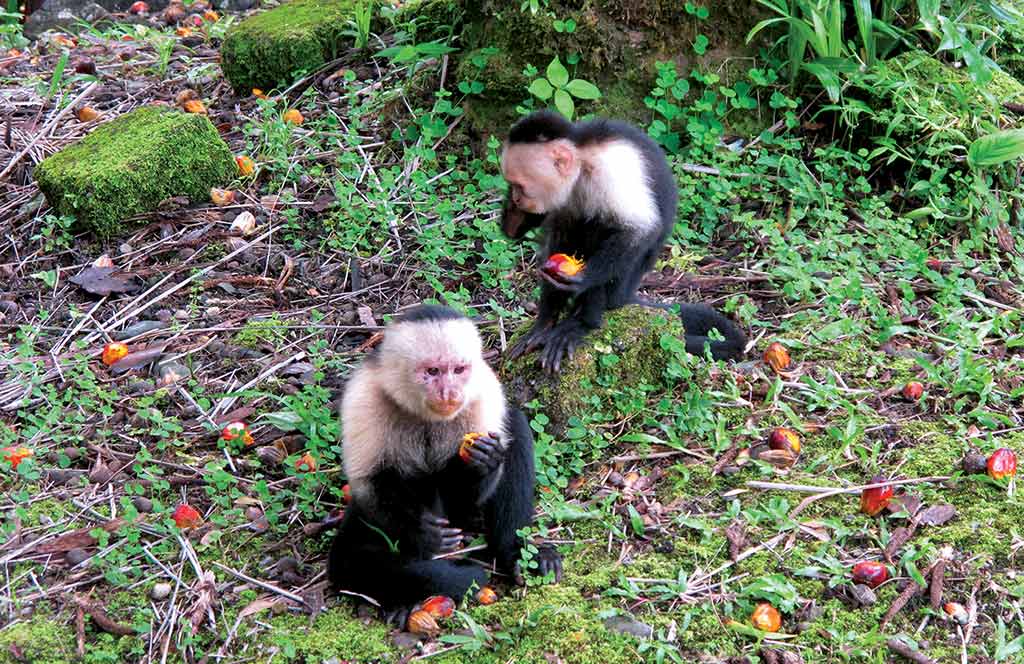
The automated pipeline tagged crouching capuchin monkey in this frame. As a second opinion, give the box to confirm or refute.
[500,110,746,372]
[327,305,562,627]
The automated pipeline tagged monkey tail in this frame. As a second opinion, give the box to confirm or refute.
[633,297,746,361]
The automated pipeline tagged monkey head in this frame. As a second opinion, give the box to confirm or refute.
[500,140,581,238]
[377,312,485,422]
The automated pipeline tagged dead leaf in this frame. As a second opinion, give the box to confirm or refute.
[886,494,922,517]
[69,266,144,297]
[35,518,128,554]
[725,521,746,561]
[884,525,917,562]
[757,449,796,469]
[239,597,282,619]
[109,346,165,374]
[995,223,1015,254]
[917,504,956,527]
[310,193,336,213]
[357,305,376,327]
[189,571,217,633]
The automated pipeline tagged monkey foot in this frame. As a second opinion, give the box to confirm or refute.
[538,320,588,373]
[513,544,564,585]
[507,321,554,360]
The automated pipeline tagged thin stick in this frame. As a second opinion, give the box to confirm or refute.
[210,561,307,606]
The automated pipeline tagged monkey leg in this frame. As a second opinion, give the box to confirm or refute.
[481,409,563,583]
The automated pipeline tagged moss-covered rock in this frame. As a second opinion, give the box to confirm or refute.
[220,0,357,93]
[34,106,235,238]
[500,305,685,435]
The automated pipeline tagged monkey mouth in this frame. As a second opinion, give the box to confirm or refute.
[427,400,462,417]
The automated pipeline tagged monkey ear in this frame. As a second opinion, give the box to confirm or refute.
[550,142,575,177]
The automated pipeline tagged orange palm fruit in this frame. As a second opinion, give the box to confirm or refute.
[763,342,791,373]
[767,427,801,455]
[751,602,781,632]
[101,342,129,366]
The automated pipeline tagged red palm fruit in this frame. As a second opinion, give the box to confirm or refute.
[406,609,439,636]
[763,342,791,373]
[902,381,924,400]
[860,481,894,516]
[751,602,781,632]
[172,504,202,529]
[987,448,1017,481]
[2,446,33,470]
[476,586,498,605]
[421,595,455,619]
[341,484,352,504]
[851,561,889,588]
[542,253,585,278]
[768,427,801,455]
[101,342,129,366]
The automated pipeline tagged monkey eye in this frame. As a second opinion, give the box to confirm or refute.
[454,365,466,375]
[427,367,440,376]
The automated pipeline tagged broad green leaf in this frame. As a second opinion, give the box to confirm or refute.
[528,78,554,100]
[565,79,601,100]
[852,0,875,65]
[554,88,574,119]
[802,62,841,102]
[546,57,569,88]
[967,129,1024,168]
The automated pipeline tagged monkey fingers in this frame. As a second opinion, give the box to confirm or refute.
[383,605,413,629]
[539,269,584,293]
[535,544,564,582]
[464,434,504,473]
[422,513,464,555]
[539,326,584,373]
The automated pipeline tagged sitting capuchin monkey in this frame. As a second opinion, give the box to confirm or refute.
[500,110,746,372]
[328,305,562,627]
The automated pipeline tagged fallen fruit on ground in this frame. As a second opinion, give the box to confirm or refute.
[987,448,1017,480]
[172,504,202,529]
[459,432,483,463]
[543,253,585,278]
[763,342,791,373]
[406,609,439,637]
[944,602,969,625]
[902,381,924,400]
[294,452,317,472]
[768,427,801,455]
[203,9,219,21]
[211,188,235,205]
[101,342,129,366]
[341,484,351,504]
[182,99,206,115]
[860,481,894,516]
[421,595,455,619]
[221,421,254,447]
[477,586,498,605]
[283,109,304,125]
[129,1,149,13]
[751,602,781,632]
[235,155,255,176]
[2,447,33,470]
[851,561,889,588]
[77,106,100,122]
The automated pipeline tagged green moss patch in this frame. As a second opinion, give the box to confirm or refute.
[34,106,235,238]
[500,305,686,434]
[220,0,357,93]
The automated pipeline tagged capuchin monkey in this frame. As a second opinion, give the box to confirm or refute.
[500,110,746,372]
[327,305,562,627]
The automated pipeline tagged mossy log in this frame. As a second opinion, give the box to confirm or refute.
[34,106,235,238]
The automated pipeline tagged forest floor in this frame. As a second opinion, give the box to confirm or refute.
[1,7,1024,664]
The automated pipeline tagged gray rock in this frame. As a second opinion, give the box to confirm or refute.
[150,582,172,600]
[603,615,654,640]
[65,548,91,566]
[25,0,110,39]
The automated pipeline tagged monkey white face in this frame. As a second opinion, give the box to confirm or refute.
[378,317,484,421]
[501,139,580,214]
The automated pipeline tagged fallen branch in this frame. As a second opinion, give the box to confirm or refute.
[73,595,136,637]
[886,637,936,664]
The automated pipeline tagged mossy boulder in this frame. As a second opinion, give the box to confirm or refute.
[456,0,766,132]
[34,106,235,238]
[220,0,357,93]
[500,305,685,435]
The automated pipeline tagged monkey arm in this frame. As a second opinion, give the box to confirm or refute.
[571,228,645,292]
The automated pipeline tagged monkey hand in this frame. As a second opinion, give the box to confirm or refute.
[513,544,564,586]
[421,512,464,556]
[539,268,584,293]
[462,432,507,475]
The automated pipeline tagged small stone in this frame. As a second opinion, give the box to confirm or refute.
[132,496,153,513]
[391,632,422,650]
[602,615,653,639]
[66,548,91,567]
[962,453,988,475]
[150,582,172,600]
[119,243,133,255]
[88,463,113,485]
